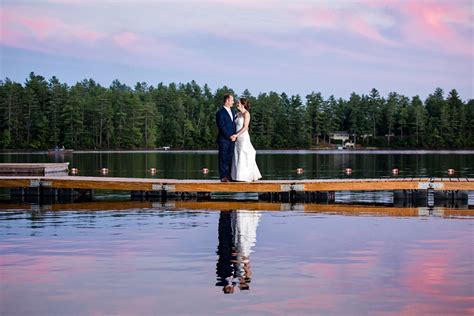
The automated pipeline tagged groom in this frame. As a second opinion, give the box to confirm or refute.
[216,93,236,182]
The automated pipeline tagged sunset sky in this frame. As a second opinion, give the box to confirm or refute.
[1,0,473,99]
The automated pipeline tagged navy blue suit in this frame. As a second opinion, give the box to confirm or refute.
[216,106,236,180]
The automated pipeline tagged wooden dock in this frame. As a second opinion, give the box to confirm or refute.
[0,175,472,192]
[0,164,472,204]
[0,163,69,176]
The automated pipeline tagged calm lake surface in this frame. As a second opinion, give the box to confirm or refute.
[1,151,473,315]
[1,150,474,179]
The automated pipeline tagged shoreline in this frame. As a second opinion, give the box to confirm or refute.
[1,149,474,155]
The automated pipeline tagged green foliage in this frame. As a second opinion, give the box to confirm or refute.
[0,74,472,149]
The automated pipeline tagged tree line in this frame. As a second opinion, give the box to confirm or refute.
[0,72,473,150]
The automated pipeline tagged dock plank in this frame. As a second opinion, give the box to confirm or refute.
[0,176,473,192]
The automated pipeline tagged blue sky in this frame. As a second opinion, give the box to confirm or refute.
[1,0,473,100]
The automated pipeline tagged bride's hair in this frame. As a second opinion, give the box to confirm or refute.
[240,97,251,111]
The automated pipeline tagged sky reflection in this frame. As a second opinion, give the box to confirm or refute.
[1,206,473,315]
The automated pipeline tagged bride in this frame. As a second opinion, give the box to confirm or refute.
[230,98,262,182]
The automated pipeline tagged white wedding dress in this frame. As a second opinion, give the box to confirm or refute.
[231,115,262,182]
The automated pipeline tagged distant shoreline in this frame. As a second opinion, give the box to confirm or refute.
[1,149,474,155]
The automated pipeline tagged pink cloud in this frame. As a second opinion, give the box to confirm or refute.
[347,16,399,47]
[71,29,105,43]
[113,31,137,48]
[399,0,472,55]
[0,8,105,46]
[0,7,176,69]
[296,0,472,55]
[363,0,473,56]
[300,8,338,29]
[20,16,62,39]
[297,6,399,47]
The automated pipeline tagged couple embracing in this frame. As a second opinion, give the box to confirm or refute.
[216,94,262,182]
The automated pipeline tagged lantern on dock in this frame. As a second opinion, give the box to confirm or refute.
[70,168,79,175]
[202,168,209,175]
[149,168,157,175]
[100,168,109,175]
[345,168,352,175]
[392,168,399,175]
[448,168,455,175]
[296,168,304,174]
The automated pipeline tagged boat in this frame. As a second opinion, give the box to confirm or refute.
[48,147,74,154]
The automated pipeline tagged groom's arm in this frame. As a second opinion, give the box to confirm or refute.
[216,111,233,140]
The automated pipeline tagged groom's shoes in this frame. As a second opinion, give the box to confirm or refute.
[220,177,230,182]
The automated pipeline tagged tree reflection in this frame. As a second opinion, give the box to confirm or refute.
[216,210,261,294]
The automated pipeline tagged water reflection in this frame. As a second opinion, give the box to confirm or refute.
[216,210,261,294]
[1,201,473,315]
[1,151,473,179]
[1,200,473,218]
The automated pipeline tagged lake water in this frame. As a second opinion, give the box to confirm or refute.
[1,150,474,179]
[1,151,473,315]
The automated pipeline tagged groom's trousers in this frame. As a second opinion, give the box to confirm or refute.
[218,140,234,180]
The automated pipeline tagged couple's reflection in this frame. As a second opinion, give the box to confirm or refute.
[216,210,261,294]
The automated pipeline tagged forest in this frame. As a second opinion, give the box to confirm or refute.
[1,72,473,150]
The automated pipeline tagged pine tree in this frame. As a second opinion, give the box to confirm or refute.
[446,89,464,147]
[367,88,383,145]
[47,77,69,148]
[0,79,23,148]
[24,72,49,149]
[305,92,323,146]
[408,96,427,147]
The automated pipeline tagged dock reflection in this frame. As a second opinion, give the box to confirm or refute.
[0,200,473,217]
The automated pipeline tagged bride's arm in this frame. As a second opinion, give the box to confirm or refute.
[232,112,250,138]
